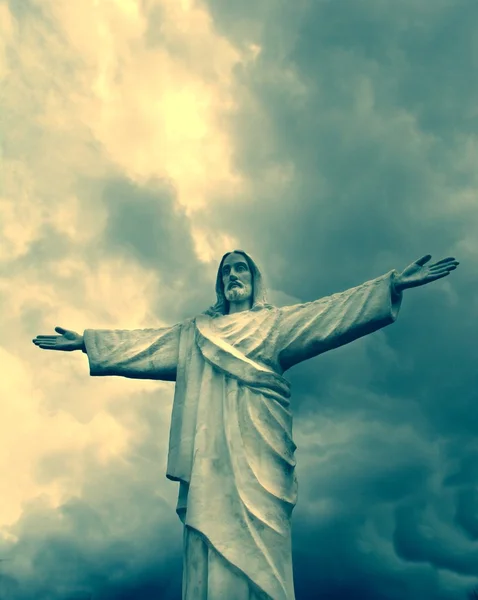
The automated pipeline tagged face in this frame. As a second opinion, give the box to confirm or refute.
[221,252,253,306]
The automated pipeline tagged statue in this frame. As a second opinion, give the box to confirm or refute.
[32,251,459,600]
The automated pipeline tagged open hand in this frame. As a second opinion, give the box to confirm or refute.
[32,326,84,352]
[395,255,459,292]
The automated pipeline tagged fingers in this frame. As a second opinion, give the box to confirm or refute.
[429,263,459,275]
[431,257,458,267]
[429,267,457,275]
[33,326,68,342]
[32,340,57,348]
[32,337,60,348]
[428,271,450,282]
[415,255,460,269]
[415,254,432,266]
[35,343,60,350]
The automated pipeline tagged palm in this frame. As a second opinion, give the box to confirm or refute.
[398,255,459,290]
[32,326,83,351]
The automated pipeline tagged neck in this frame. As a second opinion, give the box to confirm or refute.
[228,299,252,314]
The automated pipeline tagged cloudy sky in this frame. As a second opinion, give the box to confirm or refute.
[1,0,478,598]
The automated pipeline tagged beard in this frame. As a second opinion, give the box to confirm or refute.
[225,284,251,303]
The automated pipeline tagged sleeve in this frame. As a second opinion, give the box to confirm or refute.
[276,271,402,371]
[82,323,181,381]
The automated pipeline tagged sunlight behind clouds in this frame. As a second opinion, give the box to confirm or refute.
[1,0,257,534]
[0,2,15,78]
[191,229,239,262]
[31,0,249,213]
[0,0,254,523]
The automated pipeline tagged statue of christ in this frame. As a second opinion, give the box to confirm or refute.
[33,251,459,600]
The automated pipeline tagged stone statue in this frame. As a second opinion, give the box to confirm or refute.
[32,251,459,600]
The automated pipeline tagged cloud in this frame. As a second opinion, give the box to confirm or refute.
[0,0,250,595]
[1,0,478,598]
[0,389,184,598]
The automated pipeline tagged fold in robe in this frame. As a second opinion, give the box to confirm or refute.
[83,271,402,599]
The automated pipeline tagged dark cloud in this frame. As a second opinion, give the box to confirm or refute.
[200,0,476,294]
[100,176,217,322]
[455,488,478,541]
[292,515,450,600]
[393,502,478,576]
[143,3,166,49]
[102,177,191,278]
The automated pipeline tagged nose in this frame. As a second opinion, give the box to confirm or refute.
[229,273,238,280]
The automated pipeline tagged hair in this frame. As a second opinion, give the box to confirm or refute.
[203,250,274,317]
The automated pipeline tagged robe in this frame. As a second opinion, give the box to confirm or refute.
[82,271,402,600]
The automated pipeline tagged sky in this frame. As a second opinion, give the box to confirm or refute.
[1,0,477,598]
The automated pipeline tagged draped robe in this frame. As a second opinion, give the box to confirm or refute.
[82,271,402,600]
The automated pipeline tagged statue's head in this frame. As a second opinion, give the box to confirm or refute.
[204,250,272,316]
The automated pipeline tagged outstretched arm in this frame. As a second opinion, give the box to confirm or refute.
[33,324,181,381]
[276,270,402,372]
[275,254,459,372]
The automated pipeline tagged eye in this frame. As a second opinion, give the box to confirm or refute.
[237,264,246,271]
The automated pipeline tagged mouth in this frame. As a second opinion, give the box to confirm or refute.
[229,282,242,289]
